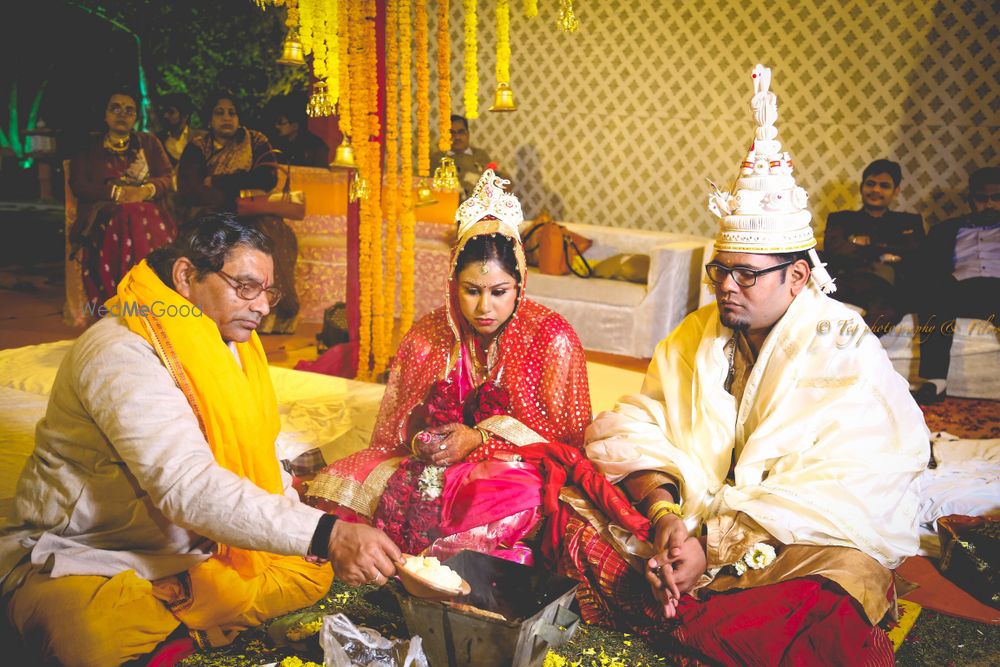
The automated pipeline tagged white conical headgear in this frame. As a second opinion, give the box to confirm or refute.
[708,64,836,293]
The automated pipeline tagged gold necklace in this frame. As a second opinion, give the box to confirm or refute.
[104,134,129,152]
[469,338,497,382]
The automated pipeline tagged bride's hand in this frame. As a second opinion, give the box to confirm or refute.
[426,423,484,466]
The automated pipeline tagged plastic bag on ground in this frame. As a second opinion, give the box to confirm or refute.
[320,613,428,667]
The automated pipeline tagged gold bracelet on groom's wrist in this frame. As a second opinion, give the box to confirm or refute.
[648,500,683,524]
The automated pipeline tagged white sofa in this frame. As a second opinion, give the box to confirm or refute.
[527,222,714,358]
[880,314,1000,400]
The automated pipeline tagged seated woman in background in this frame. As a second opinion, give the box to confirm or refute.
[306,170,631,564]
[176,90,300,333]
[70,89,175,309]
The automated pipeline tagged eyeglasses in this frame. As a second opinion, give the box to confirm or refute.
[972,192,1000,203]
[107,103,137,117]
[216,269,282,306]
[705,260,794,288]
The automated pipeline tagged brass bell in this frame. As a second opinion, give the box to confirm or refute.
[330,138,358,169]
[349,175,370,202]
[432,156,461,192]
[277,36,305,66]
[416,181,438,207]
[489,82,517,112]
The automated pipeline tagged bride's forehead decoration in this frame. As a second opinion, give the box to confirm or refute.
[455,169,523,239]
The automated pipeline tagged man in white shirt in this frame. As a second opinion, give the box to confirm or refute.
[911,166,1000,403]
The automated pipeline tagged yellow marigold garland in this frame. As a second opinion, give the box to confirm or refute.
[285,0,300,34]
[312,0,328,80]
[496,0,510,85]
[436,0,451,153]
[299,0,314,54]
[381,0,400,374]
[364,0,387,377]
[398,0,416,332]
[350,0,372,379]
[524,0,538,18]
[463,0,478,119]
[337,0,351,136]
[415,0,431,177]
[326,0,339,104]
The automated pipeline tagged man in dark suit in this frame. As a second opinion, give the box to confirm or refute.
[823,159,924,332]
[911,167,1000,404]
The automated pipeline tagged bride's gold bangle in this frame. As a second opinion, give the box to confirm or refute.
[410,433,423,456]
[473,426,489,445]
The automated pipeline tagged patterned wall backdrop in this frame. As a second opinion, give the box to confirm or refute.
[416,0,999,239]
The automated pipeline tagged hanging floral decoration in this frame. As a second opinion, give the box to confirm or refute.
[337,0,351,138]
[350,0,373,380]
[398,0,417,332]
[381,0,401,376]
[285,0,300,35]
[300,0,339,117]
[415,0,431,177]
[312,0,327,80]
[437,1,451,154]
[364,0,387,378]
[524,0,538,18]
[496,0,511,85]
[299,0,314,54]
[463,0,478,119]
[325,0,339,100]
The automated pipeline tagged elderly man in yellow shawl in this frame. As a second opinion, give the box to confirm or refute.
[560,65,929,666]
[0,213,401,666]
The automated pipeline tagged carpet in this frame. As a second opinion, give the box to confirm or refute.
[897,396,1000,626]
[897,556,1000,626]
[921,397,1000,439]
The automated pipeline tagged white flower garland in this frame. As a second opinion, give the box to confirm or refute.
[417,465,446,500]
[732,542,777,576]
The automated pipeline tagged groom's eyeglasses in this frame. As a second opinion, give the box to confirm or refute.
[216,270,282,306]
[705,261,793,288]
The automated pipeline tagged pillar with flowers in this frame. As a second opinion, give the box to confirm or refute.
[260,0,577,381]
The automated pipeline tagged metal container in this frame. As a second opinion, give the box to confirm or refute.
[394,550,580,667]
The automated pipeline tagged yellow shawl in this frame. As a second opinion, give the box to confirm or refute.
[110,261,281,571]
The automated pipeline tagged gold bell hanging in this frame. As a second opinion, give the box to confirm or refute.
[349,175,370,202]
[416,179,439,207]
[489,82,517,112]
[307,81,334,117]
[432,156,461,192]
[330,138,358,169]
[277,36,306,65]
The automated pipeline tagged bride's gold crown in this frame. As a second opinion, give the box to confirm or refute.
[455,169,523,239]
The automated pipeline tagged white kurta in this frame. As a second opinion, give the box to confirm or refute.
[0,317,324,594]
[585,283,929,569]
